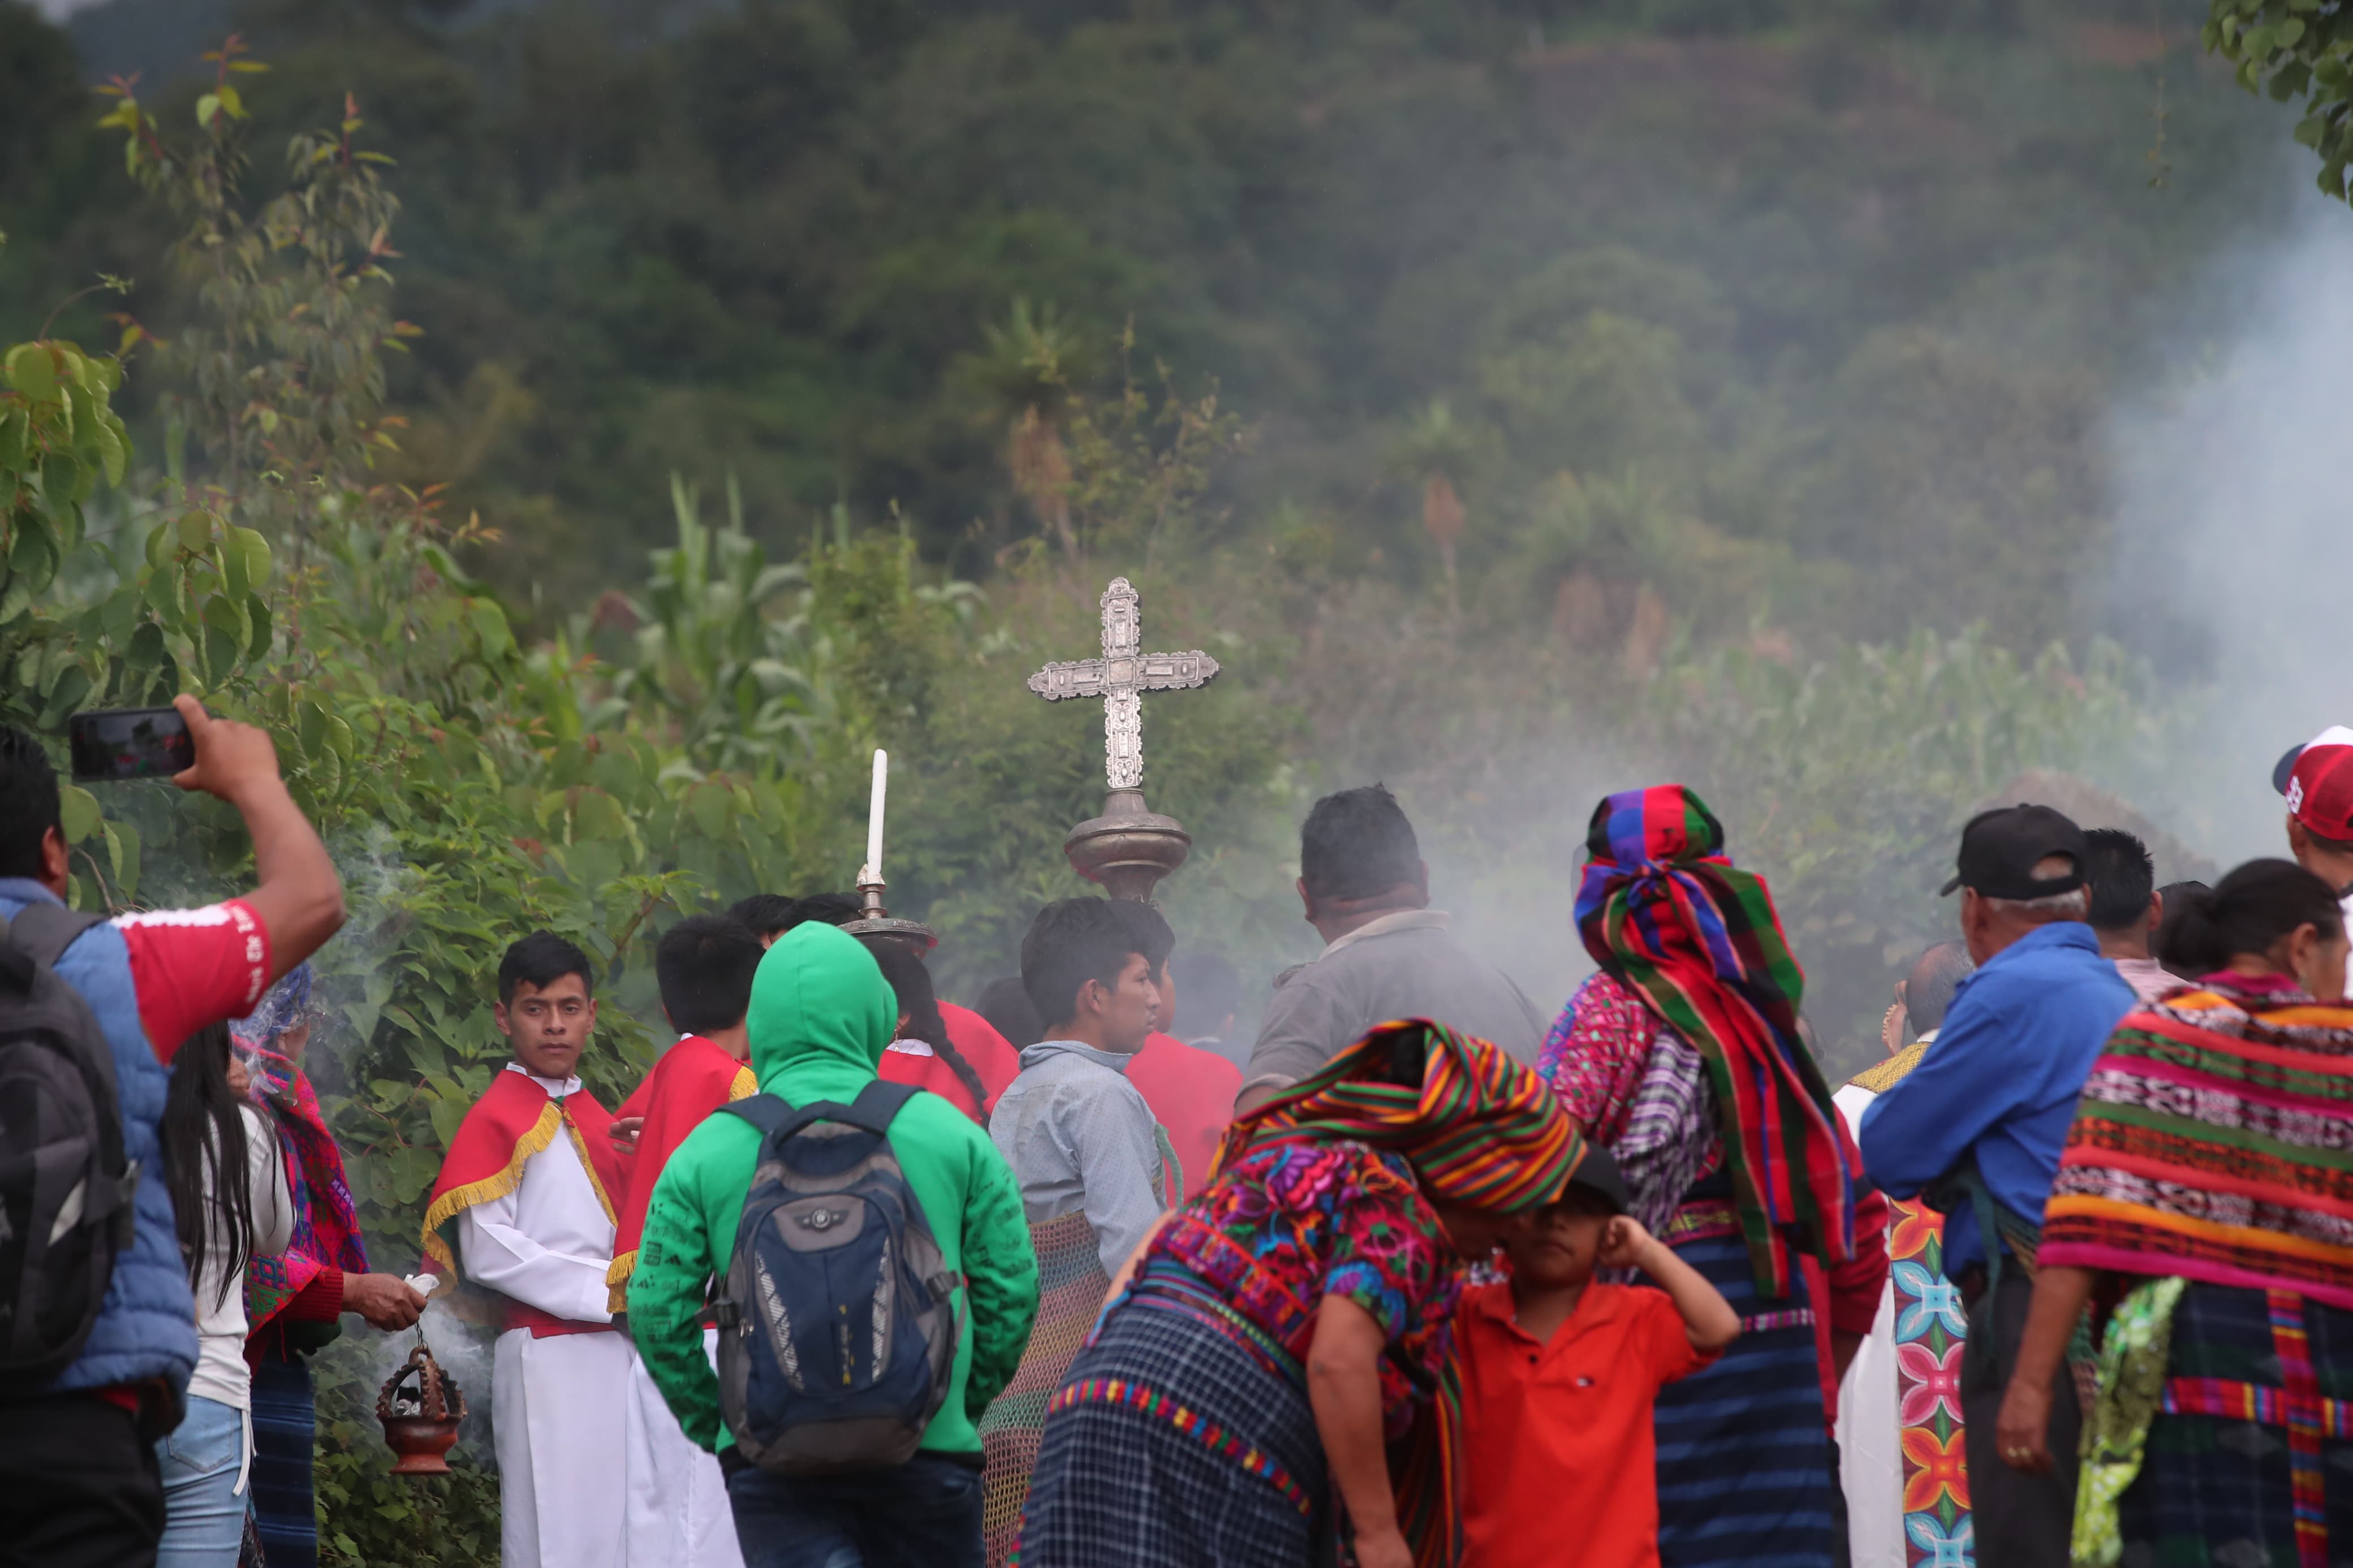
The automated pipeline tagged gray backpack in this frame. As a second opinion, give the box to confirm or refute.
[0,905,136,1393]
[712,1083,963,1475]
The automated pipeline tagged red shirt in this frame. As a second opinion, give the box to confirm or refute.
[115,900,273,1064]
[1455,1280,1717,1568]
[1126,1031,1240,1198]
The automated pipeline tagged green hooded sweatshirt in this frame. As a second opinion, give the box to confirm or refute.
[627,922,1039,1455]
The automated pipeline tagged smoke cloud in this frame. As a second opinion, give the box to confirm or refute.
[2096,165,2353,867]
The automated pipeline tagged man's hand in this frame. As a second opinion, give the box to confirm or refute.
[610,1116,644,1156]
[344,1271,429,1332]
[169,695,285,805]
[1994,1376,2054,1474]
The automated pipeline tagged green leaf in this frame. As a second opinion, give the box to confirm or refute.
[232,527,270,590]
[203,592,251,656]
[2279,16,2307,45]
[202,617,240,686]
[245,593,272,662]
[59,784,101,844]
[5,343,56,402]
[106,816,140,899]
[0,409,24,469]
[468,598,513,662]
[222,536,249,601]
[176,511,213,553]
[195,94,220,127]
[300,699,331,759]
[90,417,126,487]
[38,451,81,505]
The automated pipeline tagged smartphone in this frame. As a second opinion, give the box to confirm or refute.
[68,707,195,783]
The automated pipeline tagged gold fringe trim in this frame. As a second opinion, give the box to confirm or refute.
[419,1102,564,1275]
[605,1247,641,1316]
[564,1112,620,1228]
[729,1066,758,1101]
[1847,1038,1929,1096]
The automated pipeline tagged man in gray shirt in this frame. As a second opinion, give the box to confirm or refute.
[990,898,1170,1277]
[1238,785,1543,1113]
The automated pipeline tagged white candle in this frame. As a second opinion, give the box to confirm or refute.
[866,749,887,881]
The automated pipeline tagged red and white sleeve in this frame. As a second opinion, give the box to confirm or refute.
[114,899,272,1064]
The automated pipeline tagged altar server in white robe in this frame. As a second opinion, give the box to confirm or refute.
[419,934,635,1568]
[1833,940,1971,1568]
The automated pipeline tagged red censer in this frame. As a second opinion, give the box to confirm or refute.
[376,1340,468,1476]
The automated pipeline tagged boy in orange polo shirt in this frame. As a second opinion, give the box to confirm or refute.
[1455,1148,1742,1568]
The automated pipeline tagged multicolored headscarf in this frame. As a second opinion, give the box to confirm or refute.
[1222,1018,1586,1212]
[1219,1019,1585,1568]
[234,963,368,1329]
[1574,785,1858,1295]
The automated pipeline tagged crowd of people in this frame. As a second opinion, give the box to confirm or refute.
[5,701,2352,1568]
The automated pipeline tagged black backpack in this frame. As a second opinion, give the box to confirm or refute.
[0,904,137,1394]
[712,1082,964,1475]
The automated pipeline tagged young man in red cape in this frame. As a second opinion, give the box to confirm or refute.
[607,915,762,1568]
[417,932,631,1568]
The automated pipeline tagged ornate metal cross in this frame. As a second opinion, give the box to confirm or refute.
[1027,577,1219,790]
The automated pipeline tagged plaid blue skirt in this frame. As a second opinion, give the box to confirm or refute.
[1653,1223,1837,1568]
[1016,1288,1332,1568]
[2118,1281,2353,1565]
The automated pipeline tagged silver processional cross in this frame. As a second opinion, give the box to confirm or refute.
[1027,577,1219,789]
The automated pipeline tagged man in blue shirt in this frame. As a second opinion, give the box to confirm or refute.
[1860,804,2133,1568]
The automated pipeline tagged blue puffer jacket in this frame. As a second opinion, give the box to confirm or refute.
[0,879,198,1407]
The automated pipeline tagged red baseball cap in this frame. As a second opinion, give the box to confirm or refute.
[2275,726,2353,841]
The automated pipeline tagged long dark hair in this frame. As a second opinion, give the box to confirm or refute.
[2157,858,2346,979]
[866,940,989,1113]
[161,1021,255,1310]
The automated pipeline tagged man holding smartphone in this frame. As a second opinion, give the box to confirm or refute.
[0,695,350,1568]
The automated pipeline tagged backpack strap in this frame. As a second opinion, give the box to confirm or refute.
[719,1081,920,1144]
[3,904,106,969]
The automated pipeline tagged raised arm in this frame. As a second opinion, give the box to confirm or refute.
[170,695,344,979]
[1604,1216,1740,1351]
[1858,991,2020,1200]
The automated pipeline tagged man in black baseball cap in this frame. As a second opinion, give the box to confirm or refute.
[1856,802,2134,1568]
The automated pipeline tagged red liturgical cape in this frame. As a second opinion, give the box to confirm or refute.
[605,1035,757,1311]
[1127,1031,1241,1198]
[421,1068,629,1282]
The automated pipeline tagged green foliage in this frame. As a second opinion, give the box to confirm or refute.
[2204,0,2353,198]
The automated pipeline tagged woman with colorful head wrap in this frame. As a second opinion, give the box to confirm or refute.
[1014,1019,1584,1568]
[1994,859,2353,1568]
[232,963,426,1568]
[1538,786,1883,1568]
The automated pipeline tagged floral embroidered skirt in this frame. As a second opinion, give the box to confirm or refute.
[1015,1288,1331,1568]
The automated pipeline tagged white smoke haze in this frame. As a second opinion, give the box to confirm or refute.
[2096,162,2353,869]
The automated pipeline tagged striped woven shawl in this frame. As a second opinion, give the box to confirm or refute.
[1574,784,1859,1296]
[2039,973,2353,1310]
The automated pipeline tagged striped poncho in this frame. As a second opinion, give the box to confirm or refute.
[2038,972,2353,1308]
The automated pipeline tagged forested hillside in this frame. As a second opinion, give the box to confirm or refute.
[3,0,2286,647]
[0,0,2312,1081]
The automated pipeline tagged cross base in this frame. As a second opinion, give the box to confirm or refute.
[1064,788,1191,904]
[840,875,939,953]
